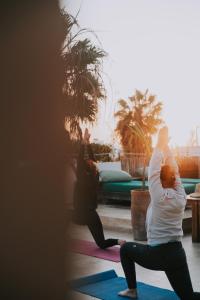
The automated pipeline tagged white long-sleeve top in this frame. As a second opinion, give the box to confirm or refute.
[146,148,187,246]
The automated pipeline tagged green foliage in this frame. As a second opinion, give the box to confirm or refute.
[91,143,112,162]
[61,10,106,138]
[115,89,163,154]
[70,140,112,161]
[128,122,152,188]
[115,89,163,188]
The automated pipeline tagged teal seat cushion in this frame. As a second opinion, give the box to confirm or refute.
[182,183,196,194]
[102,180,195,194]
[101,180,146,192]
[181,178,200,184]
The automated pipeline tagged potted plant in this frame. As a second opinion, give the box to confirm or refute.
[128,123,152,241]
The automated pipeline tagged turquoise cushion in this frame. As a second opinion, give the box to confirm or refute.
[183,183,196,194]
[181,178,200,184]
[101,180,195,194]
[102,180,147,192]
[99,170,132,182]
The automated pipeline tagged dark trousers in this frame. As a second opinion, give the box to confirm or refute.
[73,209,118,249]
[120,241,200,300]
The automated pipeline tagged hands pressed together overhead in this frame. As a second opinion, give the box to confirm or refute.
[83,128,91,144]
[156,126,170,152]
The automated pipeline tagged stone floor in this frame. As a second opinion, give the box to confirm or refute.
[68,205,200,299]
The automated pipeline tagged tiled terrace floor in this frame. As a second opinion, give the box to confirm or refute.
[68,205,200,299]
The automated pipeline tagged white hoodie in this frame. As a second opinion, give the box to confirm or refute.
[146,148,187,246]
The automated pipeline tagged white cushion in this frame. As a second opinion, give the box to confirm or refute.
[99,169,132,182]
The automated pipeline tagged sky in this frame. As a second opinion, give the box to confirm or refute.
[61,0,200,147]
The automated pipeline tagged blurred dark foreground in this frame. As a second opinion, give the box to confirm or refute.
[0,1,71,299]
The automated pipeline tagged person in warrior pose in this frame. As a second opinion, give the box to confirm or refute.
[73,128,125,249]
[119,126,200,299]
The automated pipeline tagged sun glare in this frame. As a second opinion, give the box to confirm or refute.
[66,0,200,149]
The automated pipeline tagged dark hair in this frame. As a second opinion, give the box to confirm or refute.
[85,159,99,177]
[160,165,176,188]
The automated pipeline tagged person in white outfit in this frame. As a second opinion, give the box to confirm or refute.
[118,126,200,299]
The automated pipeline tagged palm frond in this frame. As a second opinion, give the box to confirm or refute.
[61,9,106,136]
[115,89,163,155]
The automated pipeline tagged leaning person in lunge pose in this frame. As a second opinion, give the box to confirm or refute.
[118,126,200,299]
[73,128,125,249]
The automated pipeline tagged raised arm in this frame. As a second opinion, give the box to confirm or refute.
[83,128,95,161]
[148,148,164,201]
[163,145,179,176]
[148,127,168,202]
[76,128,95,178]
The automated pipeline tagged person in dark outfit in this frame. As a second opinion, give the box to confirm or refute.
[118,127,200,299]
[73,129,125,249]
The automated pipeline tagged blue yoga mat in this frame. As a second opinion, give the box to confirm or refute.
[71,269,179,300]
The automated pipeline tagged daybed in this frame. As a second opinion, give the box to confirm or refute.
[99,178,200,203]
[97,162,200,203]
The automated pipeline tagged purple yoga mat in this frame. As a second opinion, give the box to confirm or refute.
[71,239,120,262]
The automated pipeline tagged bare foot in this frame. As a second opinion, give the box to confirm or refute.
[118,239,126,247]
[118,288,137,298]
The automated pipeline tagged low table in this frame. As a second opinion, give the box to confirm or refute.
[187,195,200,242]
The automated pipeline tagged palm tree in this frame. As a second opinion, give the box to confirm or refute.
[115,89,163,154]
[115,89,163,188]
[61,10,106,138]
